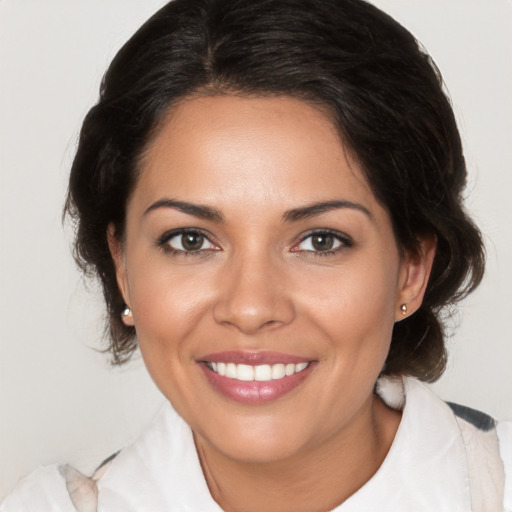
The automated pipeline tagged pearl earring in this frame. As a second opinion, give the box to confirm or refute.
[122,306,132,318]
[400,304,407,315]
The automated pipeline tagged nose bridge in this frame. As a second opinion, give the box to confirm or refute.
[213,246,294,333]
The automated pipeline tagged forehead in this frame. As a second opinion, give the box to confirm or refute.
[134,95,377,214]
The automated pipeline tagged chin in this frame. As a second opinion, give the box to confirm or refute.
[210,433,305,465]
[194,413,312,464]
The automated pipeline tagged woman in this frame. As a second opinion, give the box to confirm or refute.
[2,0,510,510]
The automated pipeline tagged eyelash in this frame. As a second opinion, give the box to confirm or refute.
[157,228,353,257]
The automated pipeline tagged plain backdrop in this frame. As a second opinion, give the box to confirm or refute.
[1,0,511,499]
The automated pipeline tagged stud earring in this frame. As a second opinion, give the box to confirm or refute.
[400,304,407,316]
[122,306,132,318]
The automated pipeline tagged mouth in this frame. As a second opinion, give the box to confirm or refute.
[198,351,315,404]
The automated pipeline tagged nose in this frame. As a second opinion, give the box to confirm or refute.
[213,253,295,334]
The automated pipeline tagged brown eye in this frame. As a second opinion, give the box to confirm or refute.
[293,231,351,254]
[311,234,335,251]
[181,232,204,251]
[165,230,217,252]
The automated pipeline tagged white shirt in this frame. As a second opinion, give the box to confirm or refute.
[2,377,511,511]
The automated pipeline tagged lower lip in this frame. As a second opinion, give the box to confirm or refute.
[200,363,314,404]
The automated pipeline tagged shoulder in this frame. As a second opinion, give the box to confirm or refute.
[497,420,512,511]
[0,464,101,512]
[497,419,512,466]
[1,465,77,511]
[0,403,214,512]
[445,400,511,483]
[376,376,510,510]
[405,377,511,510]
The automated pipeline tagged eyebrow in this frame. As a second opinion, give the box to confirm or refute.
[282,200,372,222]
[144,198,372,223]
[144,199,224,222]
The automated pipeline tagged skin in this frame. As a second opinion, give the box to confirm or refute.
[110,95,435,511]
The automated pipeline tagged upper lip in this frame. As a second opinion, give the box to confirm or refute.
[197,350,312,365]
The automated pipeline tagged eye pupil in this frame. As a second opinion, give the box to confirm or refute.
[312,234,334,251]
[182,233,203,251]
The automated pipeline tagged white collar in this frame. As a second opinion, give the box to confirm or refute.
[339,377,471,511]
[97,377,471,511]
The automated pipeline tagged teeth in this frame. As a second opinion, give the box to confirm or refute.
[208,361,310,381]
[237,364,255,381]
[254,364,272,381]
[295,362,308,372]
[285,363,295,376]
[226,363,237,378]
[271,363,285,380]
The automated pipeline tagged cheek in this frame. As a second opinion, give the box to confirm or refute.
[126,254,215,355]
[127,264,215,406]
[293,256,399,353]
[303,261,397,313]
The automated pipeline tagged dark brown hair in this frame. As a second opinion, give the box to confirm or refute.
[65,0,484,382]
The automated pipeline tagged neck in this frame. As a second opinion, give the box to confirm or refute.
[194,395,401,512]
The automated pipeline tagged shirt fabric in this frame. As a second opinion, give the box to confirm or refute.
[2,376,511,511]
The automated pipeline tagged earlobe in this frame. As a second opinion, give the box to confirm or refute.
[395,235,437,321]
[107,224,134,326]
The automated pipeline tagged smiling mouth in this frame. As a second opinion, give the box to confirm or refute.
[205,362,310,382]
[199,351,315,403]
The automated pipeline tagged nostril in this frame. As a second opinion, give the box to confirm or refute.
[261,319,280,330]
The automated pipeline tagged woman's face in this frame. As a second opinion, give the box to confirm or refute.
[112,95,430,463]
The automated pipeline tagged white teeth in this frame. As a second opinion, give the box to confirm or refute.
[254,364,272,381]
[226,363,237,378]
[295,362,308,372]
[237,364,255,381]
[285,363,295,376]
[208,361,310,381]
[271,363,286,379]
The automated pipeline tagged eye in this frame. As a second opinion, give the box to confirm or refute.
[292,230,352,254]
[159,229,218,254]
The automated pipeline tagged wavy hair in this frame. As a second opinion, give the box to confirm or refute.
[65,0,485,381]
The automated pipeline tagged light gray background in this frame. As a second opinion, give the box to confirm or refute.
[1,0,511,499]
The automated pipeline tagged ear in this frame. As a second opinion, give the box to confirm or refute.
[395,235,437,322]
[107,223,134,326]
